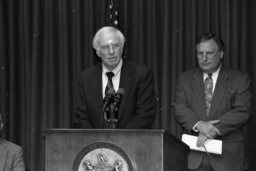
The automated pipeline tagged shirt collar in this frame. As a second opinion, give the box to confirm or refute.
[203,64,222,80]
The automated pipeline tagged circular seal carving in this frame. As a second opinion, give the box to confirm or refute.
[72,142,136,171]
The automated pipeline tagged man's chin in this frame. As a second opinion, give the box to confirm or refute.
[200,65,212,73]
[105,63,118,70]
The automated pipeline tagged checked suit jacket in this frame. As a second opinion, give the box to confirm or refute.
[73,60,156,129]
[173,66,252,171]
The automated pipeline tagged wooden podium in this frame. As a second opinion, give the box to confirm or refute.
[44,129,189,171]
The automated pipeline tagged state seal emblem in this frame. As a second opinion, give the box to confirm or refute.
[72,142,136,171]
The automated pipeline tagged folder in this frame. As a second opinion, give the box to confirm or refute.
[182,134,222,155]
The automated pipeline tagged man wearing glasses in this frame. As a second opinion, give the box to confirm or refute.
[73,26,156,129]
[173,33,252,171]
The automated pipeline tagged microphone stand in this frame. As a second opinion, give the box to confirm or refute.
[103,91,118,129]
[106,99,120,128]
[106,101,118,129]
[104,88,124,129]
[106,118,118,129]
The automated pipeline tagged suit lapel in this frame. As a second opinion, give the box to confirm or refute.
[118,61,133,120]
[192,69,208,120]
[209,67,228,118]
[92,64,104,121]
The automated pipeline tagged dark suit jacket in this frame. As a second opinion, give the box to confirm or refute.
[173,66,252,171]
[0,138,25,171]
[74,60,156,129]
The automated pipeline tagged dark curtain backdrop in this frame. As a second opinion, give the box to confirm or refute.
[0,0,255,170]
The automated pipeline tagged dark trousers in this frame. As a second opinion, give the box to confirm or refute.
[189,153,213,171]
[189,153,250,171]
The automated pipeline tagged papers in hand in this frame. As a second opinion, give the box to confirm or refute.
[182,134,222,155]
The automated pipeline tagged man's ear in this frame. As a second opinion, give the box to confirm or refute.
[220,51,224,59]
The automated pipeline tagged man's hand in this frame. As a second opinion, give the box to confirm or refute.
[196,133,208,147]
[196,120,221,139]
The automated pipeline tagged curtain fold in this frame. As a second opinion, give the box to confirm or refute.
[0,0,256,170]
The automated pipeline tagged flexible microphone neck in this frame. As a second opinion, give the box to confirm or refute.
[104,88,125,129]
[102,88,115,120]
[112,88,125,119]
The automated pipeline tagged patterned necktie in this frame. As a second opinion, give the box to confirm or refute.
[204,73,213,117]
[105,72,115,95]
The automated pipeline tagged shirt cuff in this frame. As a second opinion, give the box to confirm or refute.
[192,121,201,132]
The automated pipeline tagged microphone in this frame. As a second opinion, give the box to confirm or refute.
[102,88,115,119]
[111,88,125,119]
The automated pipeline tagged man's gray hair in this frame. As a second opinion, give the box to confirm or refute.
[92,26,125,50]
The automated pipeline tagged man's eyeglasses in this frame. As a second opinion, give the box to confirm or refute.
[197,51,219,59]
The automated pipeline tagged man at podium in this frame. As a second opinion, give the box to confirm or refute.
[73,26,156,129]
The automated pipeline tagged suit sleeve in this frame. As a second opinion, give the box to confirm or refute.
[13,147,25,171]
[173,74,202,132]
[73,75,93,128]
[124,69,156,129]
[215,73,252,136]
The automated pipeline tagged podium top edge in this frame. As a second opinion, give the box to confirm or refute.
[43,129,169,134]
[42,129,190,150]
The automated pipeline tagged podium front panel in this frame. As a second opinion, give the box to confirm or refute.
[44,129,188,171]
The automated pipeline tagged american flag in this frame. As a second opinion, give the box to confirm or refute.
[106,0,119,28]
